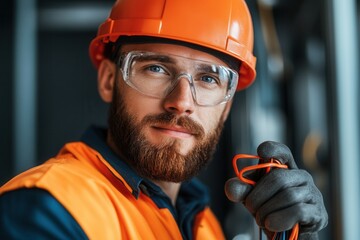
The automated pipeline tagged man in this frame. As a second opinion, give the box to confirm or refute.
[0,0,327,239]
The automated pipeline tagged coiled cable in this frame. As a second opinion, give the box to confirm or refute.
[232,154,299,240]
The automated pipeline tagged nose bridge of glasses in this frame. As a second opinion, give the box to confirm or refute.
[176,72,193,84]
[164,72,196,100]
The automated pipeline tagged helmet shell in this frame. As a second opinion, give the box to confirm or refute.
[89,0,257,90]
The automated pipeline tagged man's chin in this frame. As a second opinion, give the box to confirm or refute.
[146,135,197,155]
[172,141,195,156]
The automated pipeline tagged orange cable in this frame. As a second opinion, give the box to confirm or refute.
[232,154,299,240]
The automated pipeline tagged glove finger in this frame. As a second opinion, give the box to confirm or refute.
[257,141,298,169]
[263,203,303,232]
[298,233,320,240]
[245,169,309,214]
[224,177,253,203]
[264,203,327,234]
[255,185,311,228]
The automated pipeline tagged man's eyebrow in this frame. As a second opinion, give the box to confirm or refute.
[136,54,176,64]
[195,63,219,73]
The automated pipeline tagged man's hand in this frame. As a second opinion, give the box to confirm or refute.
[225,141,328,239]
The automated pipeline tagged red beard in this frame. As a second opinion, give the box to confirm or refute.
[108,83,224,182]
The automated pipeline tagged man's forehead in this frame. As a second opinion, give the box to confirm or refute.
[113,36,241,71]
[120,43,230,67]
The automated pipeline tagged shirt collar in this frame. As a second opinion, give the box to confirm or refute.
[81,126,151,198]
[80,126,210,206]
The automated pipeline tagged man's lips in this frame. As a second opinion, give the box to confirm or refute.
[151,125,196,138]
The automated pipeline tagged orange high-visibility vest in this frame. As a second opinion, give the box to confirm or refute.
[0,142,225,240]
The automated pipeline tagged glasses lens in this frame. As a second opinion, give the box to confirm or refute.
[121,51,238,106]
[192,65,236,105]
[128,53,174,98]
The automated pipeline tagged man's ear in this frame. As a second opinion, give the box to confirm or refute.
[97,59,116,103]
[221,100,233,123]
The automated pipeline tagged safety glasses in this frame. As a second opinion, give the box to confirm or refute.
[117,51,239,106]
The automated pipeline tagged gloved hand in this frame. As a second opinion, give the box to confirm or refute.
[225,141,328,239]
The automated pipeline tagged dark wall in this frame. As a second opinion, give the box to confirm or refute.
[37,31,108,163]
[0,1,14,185]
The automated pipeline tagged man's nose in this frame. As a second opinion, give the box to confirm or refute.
[162,77,195,115]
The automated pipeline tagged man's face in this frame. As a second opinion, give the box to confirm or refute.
[107,43,232,182]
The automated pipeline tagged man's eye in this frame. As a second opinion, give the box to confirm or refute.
[147,65,166,73]
[200,75,219,84]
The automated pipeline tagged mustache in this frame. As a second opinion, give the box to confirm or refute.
[142,112,205,139]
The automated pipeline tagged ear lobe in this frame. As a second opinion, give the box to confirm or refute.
[221,100,233,123]
[97,59,116,103]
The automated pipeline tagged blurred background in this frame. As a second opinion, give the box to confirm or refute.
[0,0,359,239]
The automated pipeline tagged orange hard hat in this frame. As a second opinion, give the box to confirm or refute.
[89,0,257,90]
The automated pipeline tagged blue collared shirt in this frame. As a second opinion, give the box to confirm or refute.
[0,126,211,240]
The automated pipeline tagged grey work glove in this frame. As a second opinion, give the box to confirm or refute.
[225,141,328,240]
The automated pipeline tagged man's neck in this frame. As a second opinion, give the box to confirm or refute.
[152,180,181,206]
